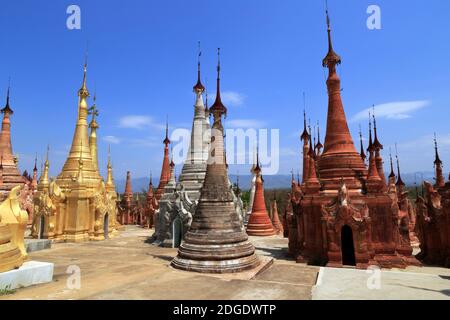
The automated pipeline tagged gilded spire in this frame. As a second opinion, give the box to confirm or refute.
[89,93,99,173]
[210,48,227,117]
[58,59,99,185]
[106,145,115,190]
[78,55,89,98]
[77,140,84,184]
[31,155,38,189]
[38,146,50,190]
[89,93,99,128]
[193,41,205,93]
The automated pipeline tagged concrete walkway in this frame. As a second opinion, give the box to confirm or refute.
[312,266,450,300]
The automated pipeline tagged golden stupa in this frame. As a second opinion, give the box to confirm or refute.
[32,61,119,242]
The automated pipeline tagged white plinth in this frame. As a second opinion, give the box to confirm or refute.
[0,261,54,290]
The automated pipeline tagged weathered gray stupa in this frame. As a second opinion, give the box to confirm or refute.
[171,49,260,273]
[152,48,244,247]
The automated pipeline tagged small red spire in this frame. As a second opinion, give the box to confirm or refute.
[367,149,381,181]
[395,146,405,187]
[270,198,284,236]
[372,107,383,150]
[163,117,170,145]
[1,83,13,115]
[124,171,133,196]
[147,173,153,195]
[308,126,315,158]
[434,133,443,166]
[433,133,445,188]
[246,152,276,237]
[156,121,172,200]
[359,125,366,162]
[388,149,395,178]
[300,102,309,142]
[315,122,323,152]
[367,112,374,152]
[322,8,341,69]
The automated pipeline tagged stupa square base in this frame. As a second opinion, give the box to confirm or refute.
[171,255,274,280]
[0,261,54,290]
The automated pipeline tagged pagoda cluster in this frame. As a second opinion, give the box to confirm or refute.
[117,171,158,228]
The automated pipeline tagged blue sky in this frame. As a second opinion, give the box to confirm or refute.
[1,0,449,183]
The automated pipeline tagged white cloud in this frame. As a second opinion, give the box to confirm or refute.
[210,91,246,107]
[400,133,450,150]
[118,115,165,130]
[350,100,430,123]
[103,135,121,144]
[226,119,266,129]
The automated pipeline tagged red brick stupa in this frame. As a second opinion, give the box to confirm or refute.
[246,152,276,236]
[144,174,157,228]
[0,86,26,200]
[171,49,259,273]
[155,120,171,201]
[288,9,419,269]
[117,171,137,225]
[270,197,284,236]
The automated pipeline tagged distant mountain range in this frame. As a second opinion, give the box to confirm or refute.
[115,171,438,193]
